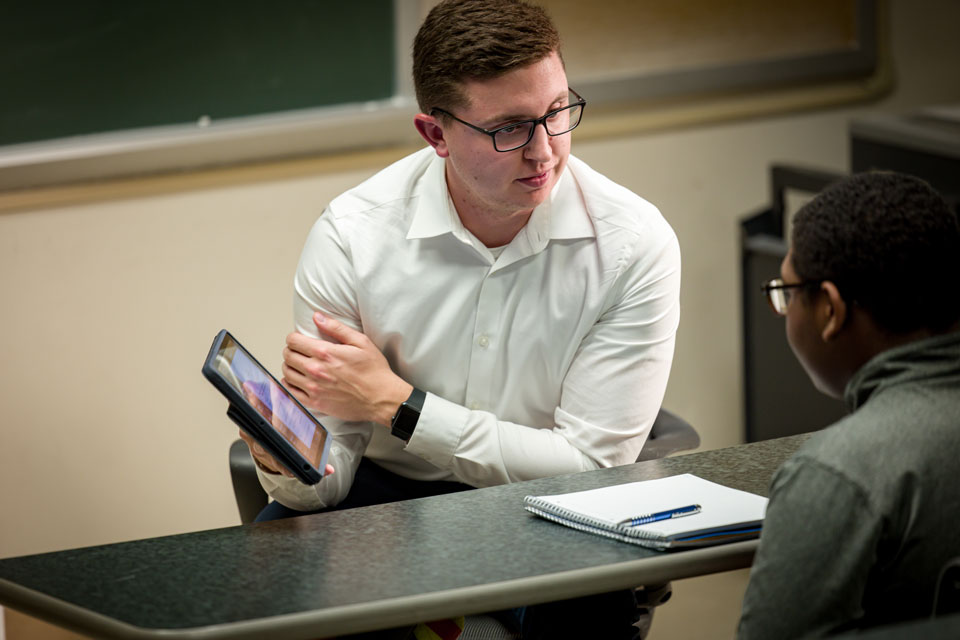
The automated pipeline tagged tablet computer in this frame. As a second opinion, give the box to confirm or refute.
[202,329,331,485]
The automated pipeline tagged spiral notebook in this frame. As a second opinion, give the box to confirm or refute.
[524,474,768,550]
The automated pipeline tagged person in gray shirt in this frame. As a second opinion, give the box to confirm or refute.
[738,171,960,638]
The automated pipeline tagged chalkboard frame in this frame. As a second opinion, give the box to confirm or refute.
[0,0,881,191]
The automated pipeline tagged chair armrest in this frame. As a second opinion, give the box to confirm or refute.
[636,409,701,462]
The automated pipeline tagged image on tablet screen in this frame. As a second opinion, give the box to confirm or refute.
[214,336,327,469]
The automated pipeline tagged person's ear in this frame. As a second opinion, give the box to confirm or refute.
[819,281,847,341]
[414,113,450,157]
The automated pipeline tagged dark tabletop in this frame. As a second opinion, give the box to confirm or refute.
[0,433,810,639]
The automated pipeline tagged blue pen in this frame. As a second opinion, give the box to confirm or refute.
[620,504,701,527]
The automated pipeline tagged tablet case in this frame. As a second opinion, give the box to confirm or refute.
[202,329,331,485]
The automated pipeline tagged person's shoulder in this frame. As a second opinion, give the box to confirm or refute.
[327,147,438,218]
[784,400,932,501]
[772,424,873,508]
[566,155,672,237]
[803,371,959,464]
[794,409,885,467]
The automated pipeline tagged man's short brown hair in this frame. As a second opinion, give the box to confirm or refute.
[413,0,562,113]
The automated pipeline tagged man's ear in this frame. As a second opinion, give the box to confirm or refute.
[820,281,847,341]
[414,114,450,158]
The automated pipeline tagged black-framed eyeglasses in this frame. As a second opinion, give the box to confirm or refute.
[761,278,822,316]
[431,87,586,152]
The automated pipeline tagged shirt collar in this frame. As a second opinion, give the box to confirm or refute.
[545,161,596,241]
[406,152,596,245]
[407,152,457,240]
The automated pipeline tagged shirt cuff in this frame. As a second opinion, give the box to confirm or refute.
[402,392,468,470]
[254,464,326,512]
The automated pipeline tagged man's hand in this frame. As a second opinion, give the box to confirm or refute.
[282,312,413,427]
[237,430,336,478]
[239,382,335,478]
[237,429,292,477]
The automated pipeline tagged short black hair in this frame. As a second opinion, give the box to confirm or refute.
[791,171,960,334]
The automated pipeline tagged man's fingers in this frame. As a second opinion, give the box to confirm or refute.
[282,352,334,386]
[281,376,321,412]
[237,430,292,478]
[313,312,365,347]
[238,429,256,449]
[285,332,325,359]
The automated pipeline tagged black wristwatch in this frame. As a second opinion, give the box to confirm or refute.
[391,387,426,442]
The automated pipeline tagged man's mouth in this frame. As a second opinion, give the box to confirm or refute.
[517,169,551,188]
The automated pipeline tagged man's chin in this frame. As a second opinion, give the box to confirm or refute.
[510,194,549,214]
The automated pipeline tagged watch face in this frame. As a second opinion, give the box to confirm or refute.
[391,389,425,441]
[392,403,419,441]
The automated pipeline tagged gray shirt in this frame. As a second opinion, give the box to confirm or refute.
[738,331,960,639]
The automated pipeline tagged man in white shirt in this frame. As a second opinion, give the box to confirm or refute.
[242,1,680,637]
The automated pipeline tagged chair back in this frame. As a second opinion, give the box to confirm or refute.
[636,408,700,462]
[229,439,268,524]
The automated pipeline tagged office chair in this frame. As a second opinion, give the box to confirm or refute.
[227,408,699,639]
[830,557,960,640]
[934,556,960,617]
[635,408,700,462]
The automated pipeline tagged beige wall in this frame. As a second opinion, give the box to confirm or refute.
[1,0,958,573]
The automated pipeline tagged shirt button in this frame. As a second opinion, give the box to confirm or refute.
[468,401,480,410]
[477,335,490,348]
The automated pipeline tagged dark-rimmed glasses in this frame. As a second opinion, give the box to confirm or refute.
[431,88,586,152]
[761,278,822,316]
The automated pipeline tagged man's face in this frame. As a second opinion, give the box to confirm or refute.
[439,52,571,224]
[781,250,844,398]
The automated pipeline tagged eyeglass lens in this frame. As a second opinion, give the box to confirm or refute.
[764,279,788,316]
[494,98,583,151]
[769,287,788,315]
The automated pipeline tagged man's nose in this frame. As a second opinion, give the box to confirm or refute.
[523,121,553,161]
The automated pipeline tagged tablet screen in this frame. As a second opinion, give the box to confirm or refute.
[212,333,328,470]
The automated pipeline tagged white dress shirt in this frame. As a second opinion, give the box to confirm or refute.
[258,147,681,511]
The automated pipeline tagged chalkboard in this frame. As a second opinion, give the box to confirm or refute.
[0,0,395,147]
[0,0,883,192]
